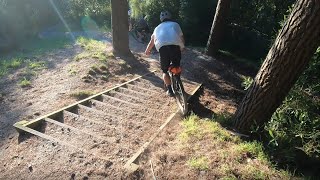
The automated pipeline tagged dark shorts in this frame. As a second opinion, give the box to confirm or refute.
[159,45,181,73]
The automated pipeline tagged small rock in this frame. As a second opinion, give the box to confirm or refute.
[52,142,56,146]
[83,176,89,180]
[28,165,33,172]
[105,161,113,168]
[71,173,76,179]
[26,102,32,106]
[34,112,40,116]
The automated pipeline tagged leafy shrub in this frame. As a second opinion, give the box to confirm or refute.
[264,48,320,166]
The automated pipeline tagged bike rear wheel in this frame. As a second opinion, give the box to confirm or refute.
[171,75,188,116]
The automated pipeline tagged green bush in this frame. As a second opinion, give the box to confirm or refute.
[264,48,320,166]
[0,0,111,53]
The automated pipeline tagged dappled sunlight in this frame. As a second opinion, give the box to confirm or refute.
[49,0,75,41]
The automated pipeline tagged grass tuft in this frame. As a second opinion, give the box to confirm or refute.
[18,77,31,87]
[187,156,209,170]
[179,115,203,142]
[234,141,268,163]
[70,91,95,100]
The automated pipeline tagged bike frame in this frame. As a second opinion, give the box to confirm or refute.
[168,65,188,116]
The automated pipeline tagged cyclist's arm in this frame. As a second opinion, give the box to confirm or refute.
[145,35,155,56]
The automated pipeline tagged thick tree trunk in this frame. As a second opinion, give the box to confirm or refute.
[234,0,320,133]
[205,0,231,56]
[111,0,131,55]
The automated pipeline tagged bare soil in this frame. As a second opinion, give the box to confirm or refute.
[0,35,248,179]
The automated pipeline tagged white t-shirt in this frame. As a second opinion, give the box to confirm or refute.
[152,21,184,51]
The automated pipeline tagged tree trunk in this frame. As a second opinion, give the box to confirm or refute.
[111,0,131,55]
[205,0,231,56]
[234,0,320,133]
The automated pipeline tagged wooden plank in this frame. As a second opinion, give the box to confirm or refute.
[126,84,160,94]
[63,110,117,129]
[16,71,156,129]
[14,123,78,149]
[124,110,179,171]
[14,124,111,161]
[118,87,151,97]
[44,118,115,142]
[77,104,122,121]
[124,83,203,172]
[108,90,154,103]
[101,94,140,107]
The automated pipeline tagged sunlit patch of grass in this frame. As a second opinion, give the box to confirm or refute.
[234,141,268,164]
[92,52,108,62]
[18,77,31,87]
[76,36,105,52]
[176,113,292,179]
[0,58,24,77]
[187,156,209,170]
[28,61,47,70]
[70,91,95,100]
[179,115,203,142]
[203,121,239,143]
[238,164,267,180]
[218,164,234,177]
[74,37,110,62]
[74,52,91,61]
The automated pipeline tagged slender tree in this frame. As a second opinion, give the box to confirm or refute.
[205,0,231,56]
[111,0,131,55]
[234,0,320,133]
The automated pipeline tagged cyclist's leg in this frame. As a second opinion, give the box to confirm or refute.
[170,45,181,68]
[159,46,174,96]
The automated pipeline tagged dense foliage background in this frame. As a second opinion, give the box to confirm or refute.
[0,0,111,52]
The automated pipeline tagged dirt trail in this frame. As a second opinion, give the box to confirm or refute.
[0,34,245,179]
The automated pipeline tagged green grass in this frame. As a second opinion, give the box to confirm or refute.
[0,37,71,78]
[18,77,31,87]
[76,36,105,52]
[187,156,209,170]
[74,37,109,62]
[234,141,269,163]
[70,91,95,100]
[179,115,204,142]
[178,114,291,179]
[0,58,24,77]
[28,61,47,70]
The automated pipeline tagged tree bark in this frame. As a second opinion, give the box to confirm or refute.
[234,0,320,133]
[205,0,231,56]
[111,0,131,56]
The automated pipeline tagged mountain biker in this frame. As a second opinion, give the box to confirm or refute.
[145,11,185,97]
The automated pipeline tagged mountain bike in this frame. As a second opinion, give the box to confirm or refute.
[168,65,188,116]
